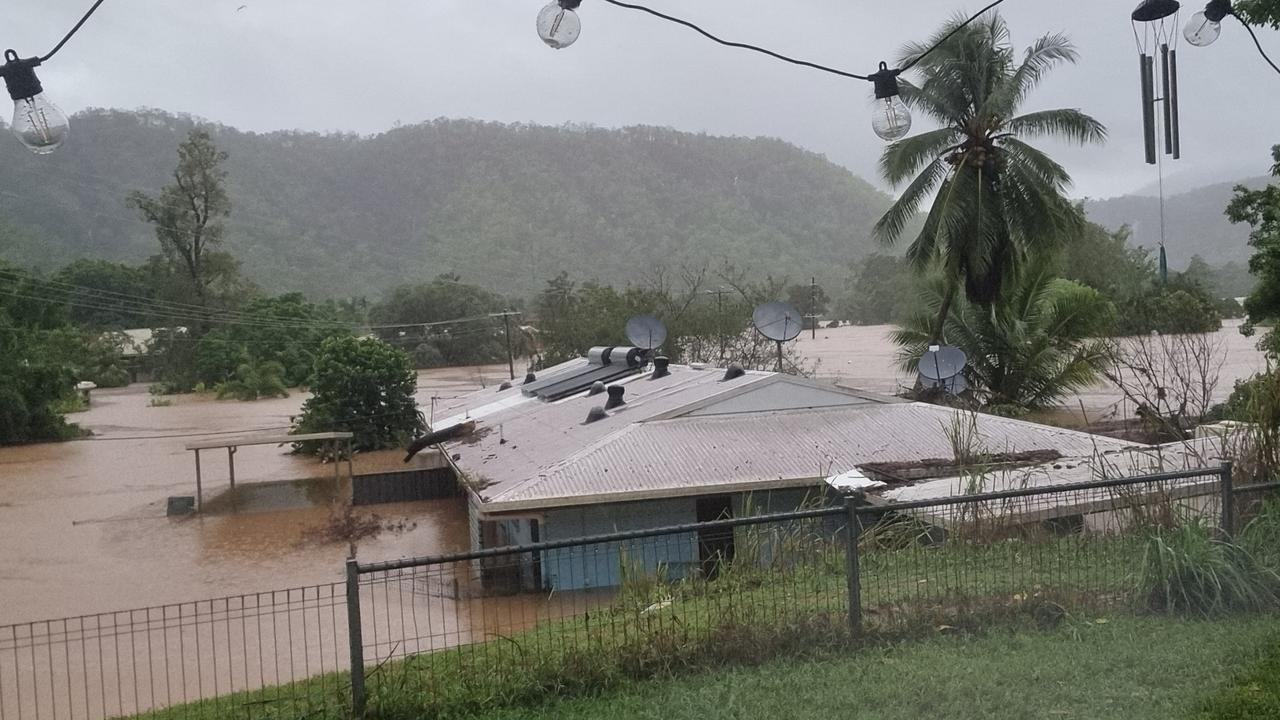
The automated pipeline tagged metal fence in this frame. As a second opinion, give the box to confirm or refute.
[6,463,1276,720]
[0,585,350,720]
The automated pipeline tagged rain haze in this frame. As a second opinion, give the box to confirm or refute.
[6,0,1278,199]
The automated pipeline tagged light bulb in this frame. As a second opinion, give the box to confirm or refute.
[11,94,69,154]
[537,1,581,50]
[872,96,912,141]
[1184,11,1222,46]
[1,51,68,154]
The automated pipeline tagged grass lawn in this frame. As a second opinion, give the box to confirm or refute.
[483,614,1280,720]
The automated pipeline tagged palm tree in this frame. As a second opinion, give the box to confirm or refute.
[893,262,1115,412]
[875,13,1107,343]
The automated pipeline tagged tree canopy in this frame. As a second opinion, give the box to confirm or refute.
[875,12,1105,341]
[1229,144,1280,356]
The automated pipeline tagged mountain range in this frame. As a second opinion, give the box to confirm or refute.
[0,110,894,299]
[0,108,1263,300]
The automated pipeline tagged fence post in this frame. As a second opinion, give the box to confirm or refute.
[844,492,865,640]
[1221,461,1236,539]
[346,558,366,718]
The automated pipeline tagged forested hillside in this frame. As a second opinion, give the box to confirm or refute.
[0,110,893,298]
[1084,177,1267,267]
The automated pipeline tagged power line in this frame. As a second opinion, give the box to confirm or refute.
[599,0,1007,83]
[40,0,109,62]
[1236,15,1280,76]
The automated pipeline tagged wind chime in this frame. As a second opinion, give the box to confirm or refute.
[1132,0,1184,283]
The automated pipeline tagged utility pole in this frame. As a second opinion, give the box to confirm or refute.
[810,276,818,340]
[705,287,730,363]
[490,311,521,381]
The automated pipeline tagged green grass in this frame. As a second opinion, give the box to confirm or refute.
[482,614,1280,720]
[1192,640,1280,719]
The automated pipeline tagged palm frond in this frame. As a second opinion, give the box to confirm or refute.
[1005,109,1107,145]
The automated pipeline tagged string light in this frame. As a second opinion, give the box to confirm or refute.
[1181,0,1280,75]
[0,51,69,154]
[1184,0,1231,46]
[534,0,1006,142]
[869,62,911,141]
[537,0,583,49]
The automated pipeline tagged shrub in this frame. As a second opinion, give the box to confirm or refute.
[91,364,131,388]
[215,360,289,401]
[1139,520,1279,616]
[293,336,424,454]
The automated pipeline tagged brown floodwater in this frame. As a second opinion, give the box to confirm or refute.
[0,365,512,626]
[0,322,1267,626]
[795,318,1268,423]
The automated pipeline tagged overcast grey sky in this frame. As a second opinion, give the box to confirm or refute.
[7,0,1279,198]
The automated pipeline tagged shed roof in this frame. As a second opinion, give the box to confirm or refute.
[479,402,1136,512]
[425,360,1139,514]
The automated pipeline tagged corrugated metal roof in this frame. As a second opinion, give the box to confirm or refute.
[442,366,777,500]
[482,402,1139,512]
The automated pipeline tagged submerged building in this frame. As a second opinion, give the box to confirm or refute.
[411,349,1140,592]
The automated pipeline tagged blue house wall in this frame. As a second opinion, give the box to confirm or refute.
[530,486,832,592]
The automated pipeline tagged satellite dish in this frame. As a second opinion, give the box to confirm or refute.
[625,314,667,350]
[752,302,804,342]
[752,302,804,373]
[918,345,968,394]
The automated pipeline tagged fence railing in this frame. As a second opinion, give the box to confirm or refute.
[0,585,350,720]
[5,462,1271,720]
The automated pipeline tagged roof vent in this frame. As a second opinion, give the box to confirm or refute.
[584,406,608,424]
[650,356,670,379]
[587,380,606,396]
[523,372,537,385]
[722,363,746,381]
[499,381,512,391]
[604,385,626,410]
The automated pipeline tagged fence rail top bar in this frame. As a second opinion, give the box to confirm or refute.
[356,505,845,573]
[867,465,1227,514]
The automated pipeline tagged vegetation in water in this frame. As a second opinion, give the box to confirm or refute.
[292,335,425,454]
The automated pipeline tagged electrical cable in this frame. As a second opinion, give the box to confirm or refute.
[599,0,868,80]
[600,0,1007,81]
[898,0,1008,71]
[40,0,109,62]
[1235,15,1280,76]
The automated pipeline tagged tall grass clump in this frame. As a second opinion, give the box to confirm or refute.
[1139,519,1280,616]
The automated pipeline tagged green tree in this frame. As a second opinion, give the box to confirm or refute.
[216,360,289,401]
[1057,224,1155,303]
[836,254,918,325]
[1229,144,1280,357]
[0,261,80,444]
[875,13,1106,342]
[784,282,830,323]
[51,259,153,329]
[369,275,511,368]
[292,336,424,454]
[1237,0,1280,29]
[127,129,236,307]
[195,293,347,387]
[893,262,1116,413]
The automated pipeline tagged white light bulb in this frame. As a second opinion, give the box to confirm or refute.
[872,96,912,142]
[1184,11,1222,47]
[537,2,581,49]
[11,93,69,154]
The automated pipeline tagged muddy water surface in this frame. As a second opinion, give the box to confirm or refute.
[1,324,1267,625]
[0,366,511,625]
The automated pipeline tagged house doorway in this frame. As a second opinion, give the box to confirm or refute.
[695,495,735,578]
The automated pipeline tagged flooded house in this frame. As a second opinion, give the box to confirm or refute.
[413,348,1138,592]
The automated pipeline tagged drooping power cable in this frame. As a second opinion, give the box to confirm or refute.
[40,0,109,62]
